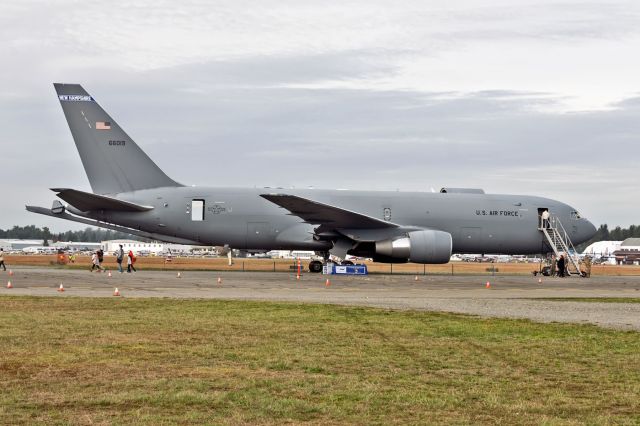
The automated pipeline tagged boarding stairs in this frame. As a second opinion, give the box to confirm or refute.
[540,216,582,276]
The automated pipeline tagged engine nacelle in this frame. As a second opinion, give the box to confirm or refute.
[374,230,452,264]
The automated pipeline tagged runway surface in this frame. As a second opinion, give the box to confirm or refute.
[2,268,640,330]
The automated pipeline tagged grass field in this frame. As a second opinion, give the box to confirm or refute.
[6,254,640,276]
[1,297,639,425]
[537,298,640,304]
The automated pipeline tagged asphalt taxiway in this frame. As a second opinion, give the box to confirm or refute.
[2,268,640,330]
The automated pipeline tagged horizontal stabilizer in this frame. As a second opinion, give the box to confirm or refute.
[51,188,153,212]
[26,205,197,244]
[260,193,398,234]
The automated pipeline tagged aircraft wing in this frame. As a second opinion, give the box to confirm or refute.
[51,188,153,212]
[260,193,398,233]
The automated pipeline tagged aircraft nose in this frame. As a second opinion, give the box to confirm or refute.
[581,219,597,242]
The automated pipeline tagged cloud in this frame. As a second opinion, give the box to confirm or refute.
[7,64,638,229]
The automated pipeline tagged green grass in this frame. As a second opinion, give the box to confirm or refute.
[535,298,640,303]
[0,297,638,425]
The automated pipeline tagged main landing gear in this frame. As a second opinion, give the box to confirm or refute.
[308,252,354,273]
[308,260,323,273]
[308,251,329,273]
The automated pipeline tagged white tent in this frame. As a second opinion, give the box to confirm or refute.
[581,241,622,257]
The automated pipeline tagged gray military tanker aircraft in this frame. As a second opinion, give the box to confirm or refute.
[27,84,597,272]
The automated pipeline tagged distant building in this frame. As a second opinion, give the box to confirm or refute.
[54,241,102,252]
[0,239,100,253]
[100,240,194,255]
[0,239,50,251]
[613,238,640,265]
[0,240,13,251]
[268,250,291,259]
[267,250,316,259]
[581,241,622,257]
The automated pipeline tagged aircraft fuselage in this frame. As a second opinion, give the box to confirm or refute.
[81,186,595,255]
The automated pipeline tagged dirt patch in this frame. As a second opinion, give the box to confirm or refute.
[4,254,639,276]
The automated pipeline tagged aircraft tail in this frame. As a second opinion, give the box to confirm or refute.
[54,83,182,194]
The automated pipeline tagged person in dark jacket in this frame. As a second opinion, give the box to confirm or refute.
[116,244,124,273]
[557,255,565,277]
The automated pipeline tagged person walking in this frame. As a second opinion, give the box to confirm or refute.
[0,248,7,271]
[90,251,104,272]
[127,250,137,273]
[583,255,592,278]
[116,244,124,273]
[97,249,104,270]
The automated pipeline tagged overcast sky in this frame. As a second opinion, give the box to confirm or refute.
[1,0,639,231]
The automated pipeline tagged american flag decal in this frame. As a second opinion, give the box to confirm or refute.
[96,121,111,130]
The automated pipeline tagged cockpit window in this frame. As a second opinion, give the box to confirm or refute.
[571,211,581,220]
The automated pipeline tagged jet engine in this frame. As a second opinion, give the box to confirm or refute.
[374,230,452,264]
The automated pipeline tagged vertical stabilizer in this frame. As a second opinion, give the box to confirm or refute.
[54,83,182,194]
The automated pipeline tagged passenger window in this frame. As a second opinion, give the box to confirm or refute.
[191,199,204,221]
[571,211,581,220]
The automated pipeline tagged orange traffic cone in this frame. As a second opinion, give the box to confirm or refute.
[485,281,491,289]
[57,283,65,292]
[108,271,112,278]
[113,287,121,296]
[8,270,14,276]
[538,277,542,284]
[217,277,222,285]
[296,274,300,280]
[6,281,13,289]
[177,272,181,278]
[414,275,419,281]
[325,278,331,287]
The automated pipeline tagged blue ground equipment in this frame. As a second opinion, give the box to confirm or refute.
[322,263,368,275]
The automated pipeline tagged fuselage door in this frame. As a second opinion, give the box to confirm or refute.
[537,207,549,228]
[191,199,205,221]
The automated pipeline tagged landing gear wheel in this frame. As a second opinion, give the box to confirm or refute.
[308,260,323,273]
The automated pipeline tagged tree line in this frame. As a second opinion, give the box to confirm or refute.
[0,225,143,243]
[575,224,640,252]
